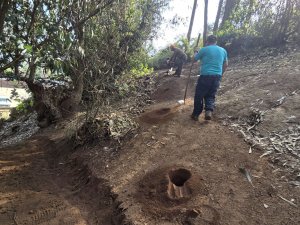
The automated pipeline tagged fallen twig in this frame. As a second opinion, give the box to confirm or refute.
[239,167,254,187]
[278,195,298,208]
[13,212,18,225]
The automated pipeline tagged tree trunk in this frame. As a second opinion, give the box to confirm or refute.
[26,81,64,127]
[213,0,224,34]
[220,0,238,29]
[187,0,198,42]
[203,0,208,46]
[60,68,84,118]
[0,0,10,35]
[276,0,293,44]
[25,71,84,128]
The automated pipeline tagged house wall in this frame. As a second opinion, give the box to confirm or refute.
[0,87,30,119]
[0,108,10,119]
[0,87,30,107]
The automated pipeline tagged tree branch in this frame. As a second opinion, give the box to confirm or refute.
[0,0,115,74]
[0,36,52,73]
[0,0,11,35]
[67,0,115,32]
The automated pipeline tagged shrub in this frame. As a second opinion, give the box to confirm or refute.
[10,98,34,120]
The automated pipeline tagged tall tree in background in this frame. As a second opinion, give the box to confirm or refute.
[187,0,198,42]
[276,0,293,44]
[215,0,300,52]
[213,0,224,34]
[220,0,238,29]
[203,0,208,46]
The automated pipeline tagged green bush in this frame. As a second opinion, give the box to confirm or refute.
[128,48,153,78]
[148,48,172,70]
[148,36,201,70]
[10,98,34,120]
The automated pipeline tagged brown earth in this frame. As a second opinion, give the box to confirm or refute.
[0,133,115,225]
[0,49,300,225]
[216,48,300,178]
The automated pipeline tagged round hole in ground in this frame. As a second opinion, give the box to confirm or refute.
[168,168,191,187]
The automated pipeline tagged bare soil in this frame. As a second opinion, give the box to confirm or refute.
[217,48,300,177]
[0,48,299,225]
[0,133,114,225]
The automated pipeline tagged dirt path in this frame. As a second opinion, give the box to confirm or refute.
[0,134,114,225]
[78,67,300,224]
[0,56,299,225]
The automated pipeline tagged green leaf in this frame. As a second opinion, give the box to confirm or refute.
[24,45,33,53]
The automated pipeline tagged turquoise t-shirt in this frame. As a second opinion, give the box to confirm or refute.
[195,45,228,76]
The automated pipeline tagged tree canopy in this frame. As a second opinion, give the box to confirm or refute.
[0,0,169,126]
[215,0,300,52]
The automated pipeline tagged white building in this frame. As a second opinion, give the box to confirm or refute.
[0,79,30,119]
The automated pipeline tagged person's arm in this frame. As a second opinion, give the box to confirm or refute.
[194,48,204,61]
[222,60,228,76]
[222,50,228,76]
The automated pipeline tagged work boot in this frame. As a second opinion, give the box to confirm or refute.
[205,111,212,120]
[191,114,198,121]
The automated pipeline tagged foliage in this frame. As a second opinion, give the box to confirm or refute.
[176,36,202,61]
[148,48,172,70]
[15,98,34,114]
[216,0,300,53]
[74,71,158,145]
[0,0,169,125]
[9,98,34,120]
[75,110,139,146]
[148,36,201,69]
[128,48,154,78]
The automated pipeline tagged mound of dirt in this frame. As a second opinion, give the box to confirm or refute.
[136,165,209,220]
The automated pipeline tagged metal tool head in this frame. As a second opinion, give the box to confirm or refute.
[177,100,184,105]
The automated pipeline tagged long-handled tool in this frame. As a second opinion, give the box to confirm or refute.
[182,62,195,104]
[178,33,201,105]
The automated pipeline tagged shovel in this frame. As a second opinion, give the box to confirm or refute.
[181,61,195,105]
[178,33,201,105]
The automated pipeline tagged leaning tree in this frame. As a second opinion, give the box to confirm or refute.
[0,0,168,126]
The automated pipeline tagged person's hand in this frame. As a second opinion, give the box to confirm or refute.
[193,51,198,60]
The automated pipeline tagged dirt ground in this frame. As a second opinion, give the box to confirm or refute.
[217,48,300,177]
[0,133,114,225]
[0,48,299,225]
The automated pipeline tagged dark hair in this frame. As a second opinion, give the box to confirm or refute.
[207,35,217,44]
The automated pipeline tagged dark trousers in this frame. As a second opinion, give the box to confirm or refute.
[192,75,221,117]
[174,58,186,76]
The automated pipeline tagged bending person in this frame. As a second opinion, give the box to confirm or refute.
[169,44,187,77]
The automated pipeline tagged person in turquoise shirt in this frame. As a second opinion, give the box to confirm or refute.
[191,35,228,121]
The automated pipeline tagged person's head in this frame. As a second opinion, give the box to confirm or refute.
[206,35,217,45]
[169,44,176,51]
